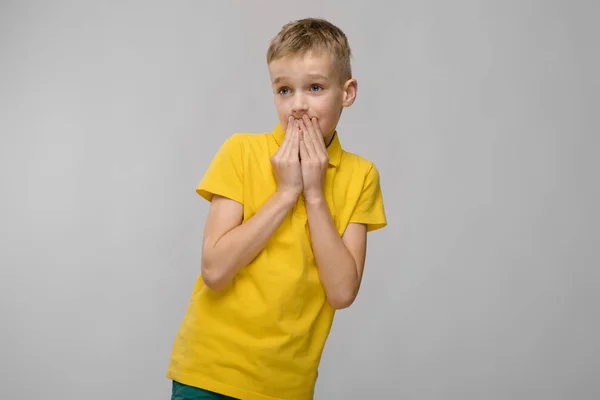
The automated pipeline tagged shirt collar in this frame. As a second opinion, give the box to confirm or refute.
[272,122,343,167]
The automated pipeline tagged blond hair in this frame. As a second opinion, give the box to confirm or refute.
[266,18,352,82]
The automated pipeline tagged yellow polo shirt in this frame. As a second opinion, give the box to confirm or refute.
[167,123,386,399]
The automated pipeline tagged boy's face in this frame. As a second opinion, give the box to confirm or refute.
[268,51,357,144]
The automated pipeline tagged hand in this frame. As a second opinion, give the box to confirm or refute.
[298,115,329,203]
[271,116,303,199]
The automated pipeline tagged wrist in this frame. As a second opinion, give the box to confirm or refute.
[275,189,300,206]
[303,191,325,205]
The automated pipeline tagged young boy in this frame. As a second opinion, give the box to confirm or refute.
[167,18,387,400]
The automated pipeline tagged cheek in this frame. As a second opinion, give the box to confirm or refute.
[312,94,339,113]
[316,112,340,138]
[309,101,328,120]
[275,98,290,115]
[311,103,337,126]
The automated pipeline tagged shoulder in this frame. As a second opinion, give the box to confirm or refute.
[339,150,381,183]
[219,132,273,154]
[338,150,387,230]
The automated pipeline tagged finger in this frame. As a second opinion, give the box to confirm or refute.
[281,116,294,145]
[282,120,297,158]
[275,117,291,159]
[298,119,316,158]
[282,119,298,154]
[310,117,327,152]
[299,135,309,162]
[292,126,301,160]
[302,115,325,156]
[301,114,317,141]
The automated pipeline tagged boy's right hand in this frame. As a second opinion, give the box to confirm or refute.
[271,117,303,199]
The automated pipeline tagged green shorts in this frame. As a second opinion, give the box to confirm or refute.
[171,381,238,400]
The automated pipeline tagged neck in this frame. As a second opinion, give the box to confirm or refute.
[325,132,336,148]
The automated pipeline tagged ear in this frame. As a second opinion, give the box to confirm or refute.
[342,78,358,107]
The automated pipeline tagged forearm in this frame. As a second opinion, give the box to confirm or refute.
[202,191,297,290]
[305,196,359,309]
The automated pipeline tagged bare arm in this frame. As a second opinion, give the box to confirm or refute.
[201,192,297,291]
[201,117,303,291]
[305,197,367,309]
[297,115,369,309]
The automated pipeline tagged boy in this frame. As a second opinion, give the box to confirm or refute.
[167,18,387,400]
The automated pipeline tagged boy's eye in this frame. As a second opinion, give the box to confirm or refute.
[278,87,290,95]
[310,85,322,91]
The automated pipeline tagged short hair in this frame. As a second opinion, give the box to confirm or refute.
[266,18,352,83]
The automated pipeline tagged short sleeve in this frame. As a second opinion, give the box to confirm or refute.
[349,163,387,232]
[196,134,244,204]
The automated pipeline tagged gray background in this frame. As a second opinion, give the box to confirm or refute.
[1,1,598,399]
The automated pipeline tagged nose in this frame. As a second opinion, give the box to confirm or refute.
[291,92,308,118]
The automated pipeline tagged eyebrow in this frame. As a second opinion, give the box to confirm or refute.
[272,74,330,85]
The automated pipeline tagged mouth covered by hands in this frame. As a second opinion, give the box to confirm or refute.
[271,115,329,202]
[270,116,304,198]
[297,114,329,203]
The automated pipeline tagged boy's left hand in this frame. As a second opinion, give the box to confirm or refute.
[298,115,329,203]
